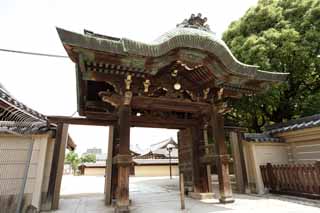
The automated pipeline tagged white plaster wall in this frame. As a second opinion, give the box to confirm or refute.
[0,135,37,195]
[0,134,49,210]
[242,142,289,194]
[134,165,179,177]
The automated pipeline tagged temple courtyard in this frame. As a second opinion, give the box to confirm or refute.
[50,176,320,213]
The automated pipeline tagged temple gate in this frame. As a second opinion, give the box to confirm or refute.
[50,14,288,212]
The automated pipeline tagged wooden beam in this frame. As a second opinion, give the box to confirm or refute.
[131,96,210,114]
[130,115,198,129]
[46,123,69,210]
[48,115,245,131]
[48,115,117,126]
[210,106,234,203]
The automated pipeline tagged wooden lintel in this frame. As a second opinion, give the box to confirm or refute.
[48,115,117,126]
[130,115,199,129]
[48,115,244,131]
[132,96,211,114]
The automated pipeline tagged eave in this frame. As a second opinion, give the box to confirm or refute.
[56,27,288,85]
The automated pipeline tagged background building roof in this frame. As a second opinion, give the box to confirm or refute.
[0,83,76,150]
[266,114,320,134]
[136,137,178,158]
[0,83,49,135]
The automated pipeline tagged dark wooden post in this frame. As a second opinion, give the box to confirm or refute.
[203,125,213,193]
[189,125,213,200]
[112,149,119,202]
[266,163,276,192]
[44,123,69,210]
[192,126,210,193]
[177,129,193,194]
[229,131,249,193]
[237,132,249,193]
[115,105,131,213]
[105,125,118,205]
[191,126,203,193]
[210,105,234,203]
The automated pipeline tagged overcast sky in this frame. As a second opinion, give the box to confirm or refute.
[0,0,258,154]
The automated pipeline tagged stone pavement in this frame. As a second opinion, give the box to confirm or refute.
[49,176,320,213]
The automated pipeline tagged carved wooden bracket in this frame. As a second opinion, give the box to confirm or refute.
[216,101,231,114]
[99,91,133,107]
[212,87,231,114]
[99,91,122,108]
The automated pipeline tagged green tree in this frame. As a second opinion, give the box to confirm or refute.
[223,0,320,132]
[80,154,96,163]
[65,151,80,175]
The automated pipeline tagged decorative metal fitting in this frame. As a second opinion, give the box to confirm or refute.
[143,79,151,93]
[124,74,132,90]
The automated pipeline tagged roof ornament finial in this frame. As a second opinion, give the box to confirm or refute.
[177,13,211,32]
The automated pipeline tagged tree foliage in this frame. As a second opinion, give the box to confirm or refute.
[65,151,80,175]
[223,0,320,132]
[80,154,96,163]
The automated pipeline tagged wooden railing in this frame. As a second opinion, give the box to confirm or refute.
[260,162,320,199]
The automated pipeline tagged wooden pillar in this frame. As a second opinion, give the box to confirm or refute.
[210,106,234,203]
[197,126,209,193]
[45,123,69,210]
[115,105,131,213]
[177,129,193,194]
[191,126,202,193]
[189,126,212,199]
[203,125,213,193]
[105,126,118,205]
[237,132,249,193]
[112,154,119,201]
[230,131,249,193]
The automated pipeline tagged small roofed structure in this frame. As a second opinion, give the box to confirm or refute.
[56,13,288,211]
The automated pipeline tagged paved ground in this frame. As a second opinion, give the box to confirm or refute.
[50,175,320,213]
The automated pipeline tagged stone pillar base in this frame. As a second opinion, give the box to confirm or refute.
[189,192,215,200]
[219,196,234,204]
